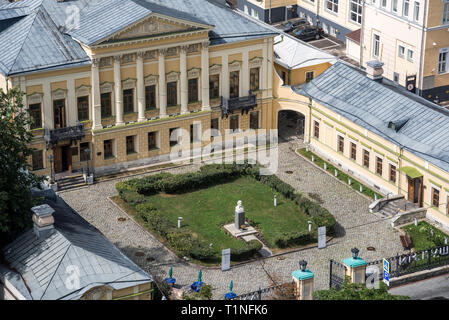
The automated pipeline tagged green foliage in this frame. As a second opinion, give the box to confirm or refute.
[230,239,263,261]
[402,221,448,251]
[274,231,312,248]
[0,87,43,245]
[313,277,409,300]
[183,283,213,300]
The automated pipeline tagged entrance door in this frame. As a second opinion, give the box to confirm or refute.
[408,176,423,207]
[61,145,72,172]
[53,99,66,129]
[54,147,62,173]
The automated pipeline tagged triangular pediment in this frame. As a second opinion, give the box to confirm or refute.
[100,14,211,45]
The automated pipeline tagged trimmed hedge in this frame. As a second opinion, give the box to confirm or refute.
[230,239,263,261]
[275,231,313,248]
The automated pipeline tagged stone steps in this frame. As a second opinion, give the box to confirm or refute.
[57,174,87,191]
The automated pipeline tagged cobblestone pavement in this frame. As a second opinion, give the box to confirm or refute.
[59,130,406,299]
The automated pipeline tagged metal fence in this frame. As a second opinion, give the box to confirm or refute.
[329,259,347,290]
[227,281,296,300]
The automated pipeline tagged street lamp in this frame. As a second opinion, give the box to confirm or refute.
[351,247,360,259]
[84,148,90,176]
[48,154,54,184]
[299,260,308,272]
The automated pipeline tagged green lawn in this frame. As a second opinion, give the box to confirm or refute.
[402,221,448,251]
[143,176,309,249]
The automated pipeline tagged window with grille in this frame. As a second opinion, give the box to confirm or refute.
[337,135,344,153]
[167,82,177,106]
[29,103,42,129]
[188,78,198,103]
[250,111,259,129]
[101,92,112,118]
[305,71,314,82]
[414,1,420,21]
[403,0,410,16]
[77,96,89,121]
[123,89,134,113]
[389,164,397,183]
[432,188,440,207]
[326,0,338,13]
[373,34,380,58]
[230,71,239,98]
[376,157,383,175]
[350,142,357,160]
[32,150,44,170]
[148,132,158,150]
[363,150,370,168]
[104,140,113,159]
[438,48,448,74]
[126,136,135,154]
[250,68,260,91]
[230,115,239,131]
[314,121,320,139]
[350,0,363,24]
[444,0,449,24]
[209,75,220,99]
[145,85,156,110]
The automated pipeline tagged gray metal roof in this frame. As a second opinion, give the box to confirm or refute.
[0,0,276,76]
[296,62,449,175]
[1,195,152,300]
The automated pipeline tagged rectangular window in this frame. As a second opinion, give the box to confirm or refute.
[373,34,380,58]
[350,0,363,24]
[77,96,89,122]
[414,2,419,21]
[80,142,90,162]
[101,92,112,118]
[394,72,400,83]
[167,82,177,106]
[145,85,156,110]
[53,99,66,129]
[326,0,339,13]
[407,49,414,62]
[398,45,405,58]
[230,115,239,131]
[350,142,357,161]
[29,103,42,129]
[188,78,198,103]
[403,0,410,16]
[148,132,158,150]
[381,0,387,8]
[104,140,113,159]
[230,71,240,99]
[376,157,383,175]
[32,150,44,170]
[169,128,179,147]
[363,149,370,168]
[432,188,440,207]
[305,71,314,82]
[314,121,320,139]
[209,74,220,99]
[444,0,449,24]
[392,0,398,12]
[126,135,135,154]
[123,89,134,113]
[250,68,260,91]
[337,135,344,153]
[211,118,219,137]
[250,111,259,130]
[389,164,397,183]
[438,48,448,74]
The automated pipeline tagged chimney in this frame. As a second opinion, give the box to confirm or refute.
[32,204,55,238]
[365,60,384,83]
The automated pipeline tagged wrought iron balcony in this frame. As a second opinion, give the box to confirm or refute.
[44,124,85,148]
[221,91,257,117]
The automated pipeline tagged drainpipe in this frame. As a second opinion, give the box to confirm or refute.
[307,97,312,145]
[417,0,428,97]
[316,0,320,26]
[398,147,404,195]
[359,0,366,68]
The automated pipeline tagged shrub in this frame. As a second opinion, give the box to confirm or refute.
[119,189,146,206]
[166,231,196,256]
[190,243,216,261]
[136,204,174,238]
[183,283,213,300]
[230,240,262,261]
[274,231,313,248]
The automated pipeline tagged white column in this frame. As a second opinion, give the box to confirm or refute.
[262,38,268,99]
[158,49,167,118]
[201,41,210,111]
[136,52,146,122]
[20,77,29,130]
[267,38,273,98]
[66,78,76,126]
[114,55,124,126]
[42,81,53,129]
[242,50,249,96]
[180,46,188,115]
[222,54,229,100]
[91,59,102,129]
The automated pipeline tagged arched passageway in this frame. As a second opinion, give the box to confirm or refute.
[277,109,305,142]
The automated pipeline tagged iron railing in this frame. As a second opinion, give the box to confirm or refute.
[221,91,257,117]
[227,281,296,300]
[44,124,85,147]
[329,259,347,290]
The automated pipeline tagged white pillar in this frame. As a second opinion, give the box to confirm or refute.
[222,54,229,100]
[43,81,53,129]
[136,52,146,122]
[201,41,210,111]
[114,55,124,126]
[91,59,102,130]
[262,38,268,99]
[242,50,249,96]
[180,46,188,115]
[66,78,76,127]
[158,49,167,119]
[267,37,273,98]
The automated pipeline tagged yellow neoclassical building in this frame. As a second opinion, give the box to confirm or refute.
[0,0,277,181]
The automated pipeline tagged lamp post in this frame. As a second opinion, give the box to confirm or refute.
[84,148,90,176]
[48,154,54,184]
[299,260,307,272]
[351,247,359,259]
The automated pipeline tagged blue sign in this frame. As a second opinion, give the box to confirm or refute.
[383,258,390,286]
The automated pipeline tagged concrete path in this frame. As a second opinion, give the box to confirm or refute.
[389,274,449,299]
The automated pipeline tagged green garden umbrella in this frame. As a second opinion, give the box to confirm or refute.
[169,267,173,279]
[198,270,202,282]
[230,281,233,292]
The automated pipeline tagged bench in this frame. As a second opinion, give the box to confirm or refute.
[400,233,413,250]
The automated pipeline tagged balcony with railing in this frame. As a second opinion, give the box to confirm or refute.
[221,91,257,117]
[44,124,85,148]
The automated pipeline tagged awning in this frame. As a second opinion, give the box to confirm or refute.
[398,166,423,179]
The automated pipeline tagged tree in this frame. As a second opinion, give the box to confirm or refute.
[313,277,409,300]
[0,86,43,246]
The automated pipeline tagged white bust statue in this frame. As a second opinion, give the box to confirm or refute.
[235,200,244,213]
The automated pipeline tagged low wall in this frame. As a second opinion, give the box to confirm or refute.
[389,264,449,288]
[369,195,404,213]
[390,208,427,227]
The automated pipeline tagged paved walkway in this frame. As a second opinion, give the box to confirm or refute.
[59,134,406,299]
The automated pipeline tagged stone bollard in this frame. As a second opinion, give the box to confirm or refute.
[292,260,314,300]
[359,185,363,193]
[342,248,367,284]
[323,163,327,170]
[311,155,315,162]
[348,178,351,185]
[334,169,338,177]
[374,194,378,201]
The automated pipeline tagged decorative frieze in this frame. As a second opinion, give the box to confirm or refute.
[187,68,201,79]
[121,53,135,64]
[27,92,43,105]
[166,71,180,82]
[166,47,178,57]
[144,74,158,86]
[122,78,137,90]
[143,50,156,60]
[229,60,241,72]
[188,44,199,53]
[249,57,263,68]
[75,85,91,97]
[100,82,114,93]
[52,88,67,100]
[209,64,221,75]
[99,57,112,67]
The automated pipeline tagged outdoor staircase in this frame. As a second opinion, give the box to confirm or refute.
[370,195,426,227]
[379,198,418,217]
[56,174,87,191]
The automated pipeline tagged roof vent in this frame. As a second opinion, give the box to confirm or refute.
[366,60,384,83]
[388,119,409,132]
[32,204,55,238]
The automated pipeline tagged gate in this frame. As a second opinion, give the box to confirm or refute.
[227,281,296,300]
[329,259,347,290]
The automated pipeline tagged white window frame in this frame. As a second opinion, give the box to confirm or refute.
[398,45,405,58]
[407,49,414,62]
[438,47,449,74]
[373,33,380,58]
[325,0,339,14]
[349,0,363,24]
[403,0,410,17]
[414,1,420,22]
[392,0,398,13]
[443,0,449,24]
[381,0,387,8]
